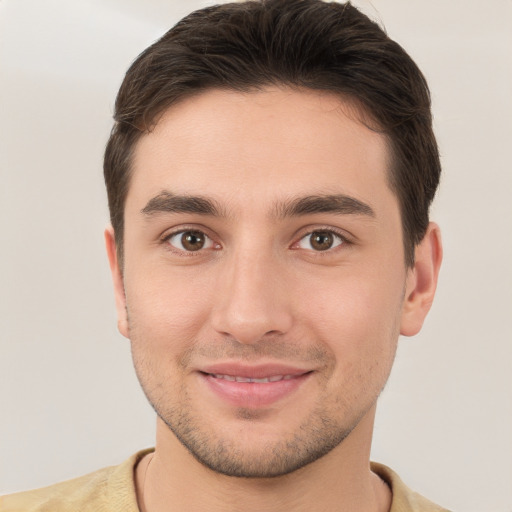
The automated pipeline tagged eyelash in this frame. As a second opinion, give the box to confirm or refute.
[160,226,351,255]
[161,227,219,255]
[292,228,350,253]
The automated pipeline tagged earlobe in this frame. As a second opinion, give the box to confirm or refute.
[104,226,129,338]
[400,222,443,337]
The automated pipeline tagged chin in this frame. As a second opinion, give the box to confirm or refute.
[157,403,358,478]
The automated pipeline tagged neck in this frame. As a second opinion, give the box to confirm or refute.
[136,408,390,512]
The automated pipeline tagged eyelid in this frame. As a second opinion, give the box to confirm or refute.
[290,226,354,250]
[160,223,215,241]
[160,226,221,253]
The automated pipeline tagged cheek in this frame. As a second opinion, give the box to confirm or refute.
[125,272,211,398]
[297,270,404,364]
[124,270,214,350]
[309,281,400,408]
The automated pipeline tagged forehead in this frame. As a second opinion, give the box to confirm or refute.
[128,87,394,216]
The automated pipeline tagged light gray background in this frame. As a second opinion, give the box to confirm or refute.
[1,1,511,510]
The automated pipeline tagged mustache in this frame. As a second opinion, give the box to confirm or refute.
[177,336,332,368]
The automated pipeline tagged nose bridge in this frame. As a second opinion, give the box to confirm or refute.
[211,242,292,344]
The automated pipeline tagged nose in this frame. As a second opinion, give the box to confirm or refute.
[210,250,293,344]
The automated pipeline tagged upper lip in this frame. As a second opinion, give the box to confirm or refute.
[198,362,312,379]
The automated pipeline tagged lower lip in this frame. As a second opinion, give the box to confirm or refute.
[200,373,311,408]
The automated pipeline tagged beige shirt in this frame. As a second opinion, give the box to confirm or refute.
[1,450,450,511]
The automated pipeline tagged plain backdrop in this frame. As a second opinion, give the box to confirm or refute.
[1,1,511,511]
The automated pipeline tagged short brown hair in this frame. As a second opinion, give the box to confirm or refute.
[104,0,440,266]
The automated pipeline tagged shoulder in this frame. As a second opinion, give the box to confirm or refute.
[371,462,452,512]
[1,466,115,512]
[0,450,151,512]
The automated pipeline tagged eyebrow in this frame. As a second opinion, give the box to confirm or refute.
[273,194,375,219]
[141,191,224,217]
[141,191,375,220]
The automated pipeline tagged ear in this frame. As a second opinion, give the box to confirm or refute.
[400,222,443,337]
[104,226,129,338]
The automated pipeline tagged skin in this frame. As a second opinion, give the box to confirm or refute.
[106,87,442,512]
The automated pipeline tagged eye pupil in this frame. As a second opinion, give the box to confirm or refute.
[310,231,333,251]
[181,231,205,251]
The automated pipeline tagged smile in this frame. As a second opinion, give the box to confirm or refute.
[210,373,297,383]
[199,367,313,408]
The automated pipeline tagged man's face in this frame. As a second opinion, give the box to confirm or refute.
[111,88,417,477]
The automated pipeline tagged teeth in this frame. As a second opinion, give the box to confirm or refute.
[211,374,293,383]
[213,373,236,381]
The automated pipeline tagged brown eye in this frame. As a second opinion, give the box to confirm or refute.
[310,231,334,251]
[297,230,344,251]
[181,231,205,251]
[167,230,214,252]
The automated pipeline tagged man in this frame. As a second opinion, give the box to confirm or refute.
[2,0,447,510]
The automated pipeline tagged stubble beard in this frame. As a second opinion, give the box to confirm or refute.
[155,385,360,478]
[130,338,388,479]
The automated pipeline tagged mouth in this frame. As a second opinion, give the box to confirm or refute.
[197,364,313,408]
[207,373,299,383]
